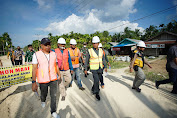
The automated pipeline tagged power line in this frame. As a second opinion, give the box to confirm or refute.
[75,0,94,12]
[107,5,177,31]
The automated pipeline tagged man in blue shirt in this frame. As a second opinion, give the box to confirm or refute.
[55,38,73,101]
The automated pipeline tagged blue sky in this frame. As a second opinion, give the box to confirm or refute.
[0,0,177,47]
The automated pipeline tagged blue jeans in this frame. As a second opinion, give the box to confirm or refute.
[70,67,82,88]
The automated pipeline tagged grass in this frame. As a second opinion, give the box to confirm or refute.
[107,56,130,73]
[145,72,168,82]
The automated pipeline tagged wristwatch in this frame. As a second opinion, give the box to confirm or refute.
[32,80,36,83]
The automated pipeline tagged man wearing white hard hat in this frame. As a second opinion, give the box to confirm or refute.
[98,43,111,88]
[129,41,152,92]
[55,37,74,101]
[68,39,85,90]
[84,36,107,100]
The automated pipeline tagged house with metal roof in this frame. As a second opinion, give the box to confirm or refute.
[144,31,177,56]
[112,38,141,55]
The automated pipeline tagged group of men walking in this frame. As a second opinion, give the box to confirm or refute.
[31,36,107,118]
[7,45,35,66]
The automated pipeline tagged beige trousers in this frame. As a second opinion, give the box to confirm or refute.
[59,70,72,97]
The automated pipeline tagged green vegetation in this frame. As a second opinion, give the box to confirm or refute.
[145,72,168,82]
[1,20,177,53]
[0,32,13,55]
[108,56,130,69]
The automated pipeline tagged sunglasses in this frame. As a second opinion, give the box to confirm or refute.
[44,43,51,46]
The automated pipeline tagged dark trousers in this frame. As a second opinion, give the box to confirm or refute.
[15,60,22,65]
[100,75,104,86]
[91,69,103,94]
[39,80,57,113]
[157,67,177,92]
[10,58,14,66]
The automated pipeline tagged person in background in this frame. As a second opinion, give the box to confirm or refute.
[14,46,24,65]
[55,37,73,101]
[68,39,85,90]
[98,43,111,88]
[25,44,35,64]
[80,42,89,77]
[32,38,61,118]
[0,59,3,67]
[155,39,177,94]
[7,48,15,66]
[129,41,152,93]
[84,36,107,101]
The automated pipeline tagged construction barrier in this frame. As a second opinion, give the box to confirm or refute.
[0,65,32,89]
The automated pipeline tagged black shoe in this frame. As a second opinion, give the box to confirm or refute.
[155,81,159,89]
[132,86,136,89]
[79,87,85,90]
[95,94,100,101]
[61,96,65,101]
[74,76,77,80]
[135,88,141,92]
[69,84,72,87]
[171,90,177,94]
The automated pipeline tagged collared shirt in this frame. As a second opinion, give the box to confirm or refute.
[80,47,88,59]
[84,47,107,72]
[14,50,24,60]
[25,50,35,62]
[167,45,177,69]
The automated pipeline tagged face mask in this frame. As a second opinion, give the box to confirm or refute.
[59,46,65,50]
[84,45,86,47]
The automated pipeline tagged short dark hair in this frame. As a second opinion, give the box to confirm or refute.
[28,44,32,47]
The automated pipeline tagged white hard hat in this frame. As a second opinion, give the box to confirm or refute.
[58,38,66,44]
[137,41,146,48]
[92,36,100,43]
[70,39,77,45]
[98,43,102,48]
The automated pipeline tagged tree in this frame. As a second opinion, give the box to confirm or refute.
[0,32,12,55]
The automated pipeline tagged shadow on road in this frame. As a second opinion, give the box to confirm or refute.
[106,74,177,118]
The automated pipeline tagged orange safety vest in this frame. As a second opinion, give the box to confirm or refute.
[35,51,57,83]
[103,50,105,67]
[55,48,69,70]
[68,48,79,65]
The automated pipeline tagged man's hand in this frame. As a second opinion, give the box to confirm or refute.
[71,56,75,61]
[71,70,74,74]
[84,71,87,75]
[82,60,85,64]
[108,62,110,66]
[105,68,107,72]
[130,68,134,73]
[148,65,152,68]
[32,83,38,92]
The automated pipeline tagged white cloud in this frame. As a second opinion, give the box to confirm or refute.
[39,12,144,35]
[33,0,54,9]
[75,0,137,22]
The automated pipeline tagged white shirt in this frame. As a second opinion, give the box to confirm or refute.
[32,53,57,64]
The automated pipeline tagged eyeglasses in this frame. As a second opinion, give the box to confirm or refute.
[44,43,51,46]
